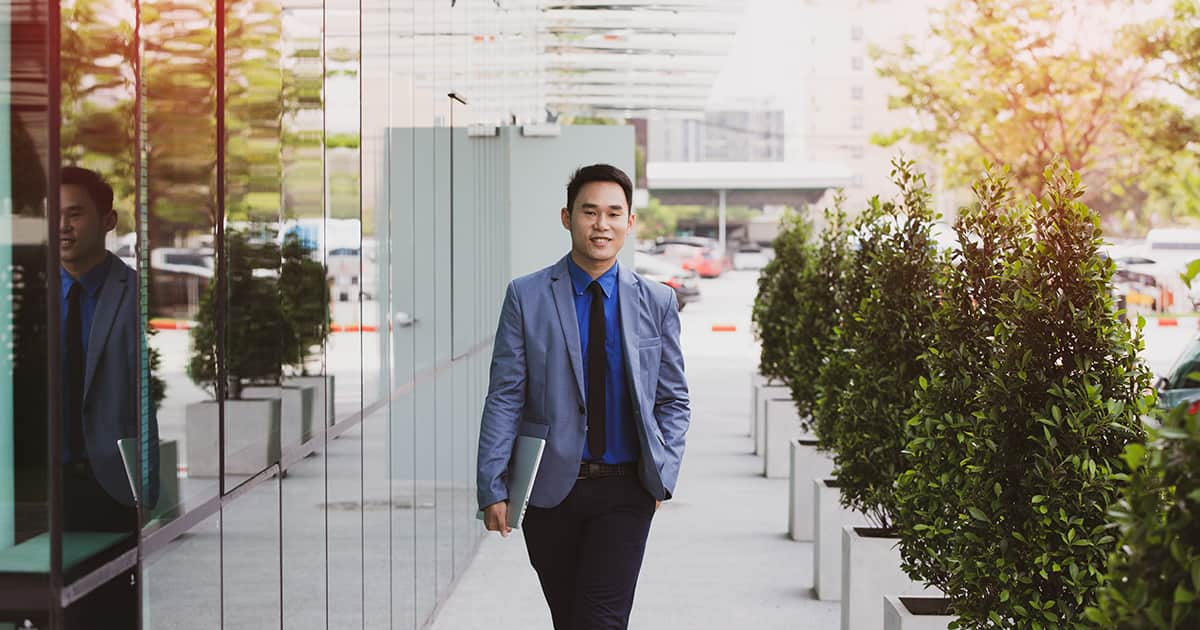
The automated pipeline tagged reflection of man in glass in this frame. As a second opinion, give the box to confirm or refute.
[59,166,158,529]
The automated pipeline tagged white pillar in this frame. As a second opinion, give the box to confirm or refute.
[718,188,727,254]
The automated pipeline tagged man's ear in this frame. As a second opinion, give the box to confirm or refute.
[561,207,571,230]
[628,212,636,231]
[102,210,118,233]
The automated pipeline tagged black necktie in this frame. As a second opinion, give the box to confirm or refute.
[587,281,606,461]
[66,282,86,460]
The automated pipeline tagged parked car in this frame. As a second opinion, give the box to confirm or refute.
[648,242,724,278]
[656,236,733,271]
[733,246,770,270]
[634,251,700,310]
[1156,335,1200,411]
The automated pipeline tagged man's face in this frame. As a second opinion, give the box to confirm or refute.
[561,181,635,268]
[59,184,115,267]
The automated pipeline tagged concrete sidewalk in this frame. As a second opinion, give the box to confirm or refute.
[430,271,838,629]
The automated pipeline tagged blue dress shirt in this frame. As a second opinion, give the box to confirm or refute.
[60,257,111,461]
[566,256,638,465]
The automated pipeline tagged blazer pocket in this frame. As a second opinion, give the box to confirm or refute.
[638,336,661,349]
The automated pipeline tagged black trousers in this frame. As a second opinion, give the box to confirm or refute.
[62,460,138,629]
[522,476,656,630]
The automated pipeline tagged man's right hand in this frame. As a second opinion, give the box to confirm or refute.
[483,501,512,538]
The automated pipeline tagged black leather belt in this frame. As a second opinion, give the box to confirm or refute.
[577,461,638,479]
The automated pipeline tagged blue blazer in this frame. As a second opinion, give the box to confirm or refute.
[477,254,690,509]
[83,253,159,508]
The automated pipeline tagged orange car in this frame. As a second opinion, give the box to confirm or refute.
[649,242,724,278]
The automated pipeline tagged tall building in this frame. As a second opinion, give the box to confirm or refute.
[793,0,944,210]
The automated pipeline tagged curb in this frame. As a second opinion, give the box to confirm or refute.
[150,319,377,333]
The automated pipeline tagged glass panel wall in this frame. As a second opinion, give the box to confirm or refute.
[0,0,520,626]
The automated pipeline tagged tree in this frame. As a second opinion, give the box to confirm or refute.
[279,232,329,374]
[1124,0,1200,226]
[1088,403,1200,629]
[751,210,813,383]
[821,159,941,528]
[188,230,293,400]
[873,0,1147,204]
[785,194,848,427]
[896,164,1151,628]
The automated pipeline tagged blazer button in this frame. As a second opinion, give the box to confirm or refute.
[578,404,585,415]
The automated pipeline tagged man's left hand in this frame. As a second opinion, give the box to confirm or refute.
[655,501,661,511]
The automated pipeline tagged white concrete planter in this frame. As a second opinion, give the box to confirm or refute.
[242,383,315,450]
[185,398,282,477]
[813,478,869,601]
[884,596,955,630]
[749,372,769,437]
[789,439,833,541]
[285,374,335,428]
[764,400,806,478]
[754,384,790,456]
[842,527,941,630]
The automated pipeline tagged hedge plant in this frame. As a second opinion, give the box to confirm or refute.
[820,159,941,528]
[279,231,330,374]
[189,229,294,400]
[751,209,813,383]
[812,200,864,456]
[784,194,849,428]
[895,165,1151,628]
[1087,401,1200,629]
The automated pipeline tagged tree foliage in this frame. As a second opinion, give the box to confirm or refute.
[279,232,329,374]
[820,159,941,529]
[752,210,813,383]
[785,194,850,429]
[895,164,1151,629]
[189,230,291,399]
[1088,403,1200,629]
[873,0,1146,203]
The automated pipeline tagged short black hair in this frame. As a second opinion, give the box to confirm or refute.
[566,164,633,214]
[61,166,114,215]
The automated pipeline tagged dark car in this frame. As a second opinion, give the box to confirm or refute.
[634,251,700,310]
[1156,335,1200,411]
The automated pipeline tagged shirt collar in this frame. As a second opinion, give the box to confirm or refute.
[60,255,111,300]
[566,255,618,299]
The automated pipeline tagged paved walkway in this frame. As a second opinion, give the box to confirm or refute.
[429,271,839,629]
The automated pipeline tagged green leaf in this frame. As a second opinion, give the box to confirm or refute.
[968,506,988,522]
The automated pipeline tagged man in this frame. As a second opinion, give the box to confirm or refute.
[477,164,690,629]
[59,166,158,625]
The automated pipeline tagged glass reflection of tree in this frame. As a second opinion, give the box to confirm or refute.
[225,0,283,226]
[60,0,136,232]
[142,0,218,238]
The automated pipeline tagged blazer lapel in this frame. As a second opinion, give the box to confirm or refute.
[550,256,586,403]
[617,263,642,404]
[84,255,128,399]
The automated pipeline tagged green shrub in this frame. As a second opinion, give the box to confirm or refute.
[812,202,862,455]
[279,231,329,373]
[1087,402,1200,629]
[821,159,941,528]
[752,209,813,383]
[188,229,294,399]
[784,194,849,426]
[895,165,1150,628]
